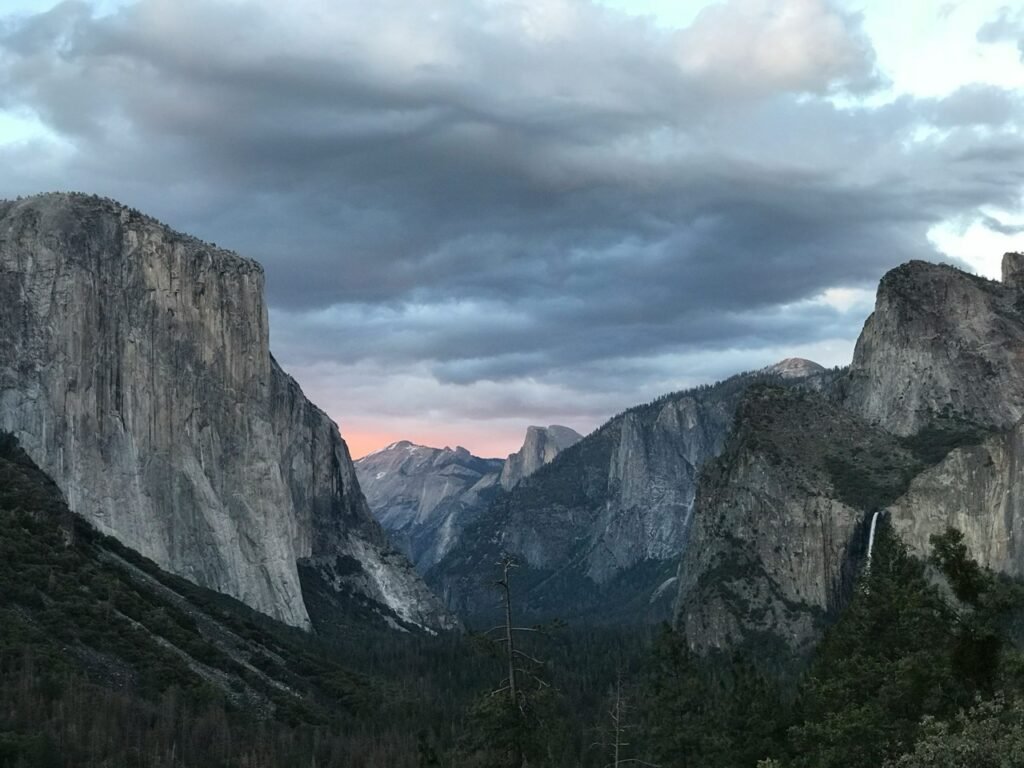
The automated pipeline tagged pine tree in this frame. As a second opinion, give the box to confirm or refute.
[789,526,964,768]
[638,625,710,768]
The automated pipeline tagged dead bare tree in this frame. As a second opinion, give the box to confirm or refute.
[592,670,660,768]
[479,555,555,767]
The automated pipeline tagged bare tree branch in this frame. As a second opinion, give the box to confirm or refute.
[512,649,545,666]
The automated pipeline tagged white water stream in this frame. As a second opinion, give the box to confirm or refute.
[866,510,882,569]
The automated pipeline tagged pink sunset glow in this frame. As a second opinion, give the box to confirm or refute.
[338,422,556,461]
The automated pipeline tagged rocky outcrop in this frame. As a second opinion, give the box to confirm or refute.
[1003,252,1024,291]
[355,442,503,570]
[592,396,727,581]
[675,255,1024,659]
[886,418,1024,575]
[356,426,580,573]
[844,257,1024,436]
[763,357,827,380]
[431,365,834,623]
[0,193,453,632]
[675,386,922,656]
[499,425,582,490]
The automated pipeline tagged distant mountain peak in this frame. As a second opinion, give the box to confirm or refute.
[356,425,584,572]
[354,442,505,570]
[762,357,826,379]
[499,424,583,490]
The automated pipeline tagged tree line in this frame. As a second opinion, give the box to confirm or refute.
[3,422,1024,767]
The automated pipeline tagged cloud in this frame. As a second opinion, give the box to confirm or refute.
[977,5,1024,57]
[981,215,1024,235]
[928,84,1023,127]
[674,0,880,95]
[0,0,1022,454]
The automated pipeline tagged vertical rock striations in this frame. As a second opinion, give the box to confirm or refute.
[0,193,453,632]
[499,425,582,490]
[1002,251,1024,291]
[431,364,834,623]
[355,427,579,573]
[675,386,921,657]
[676,255,1024,660]
[844,258,1024,436]
[886,420,1024,577]
[355,442,504,570]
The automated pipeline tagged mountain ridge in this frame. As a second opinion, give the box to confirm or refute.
[354,425,581,570]
[674,252,1024,661]
[0,191,453,633]
[428,363,838,624]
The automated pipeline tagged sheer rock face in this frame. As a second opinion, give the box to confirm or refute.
[355,427,578,573]
[354,442,503,570]
[675,256,1024,658]
[499,426,582,491]
[592,397,726,581]
[429,367,833,623]
[675,387,920,656]
[0,193,453,632]
[1003,252,1024,291]
[886,419,1024,576]
[473,394,732,583]
[844,258,1024,436]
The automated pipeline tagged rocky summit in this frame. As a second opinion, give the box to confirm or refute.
[429,363,836,624]
[0,193,454,633]
[844,259,1024,435]
[355,425,580,572]
[762,357,827,380]
[355,441,504,570]
[675,253,1024,662]
[499,425,583,490]
[675,384,922,656]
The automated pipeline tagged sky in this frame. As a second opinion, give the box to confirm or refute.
[1,1,1023,458]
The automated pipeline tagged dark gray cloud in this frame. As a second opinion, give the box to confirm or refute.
[981,214,1024,235]
[0,0,1022,453]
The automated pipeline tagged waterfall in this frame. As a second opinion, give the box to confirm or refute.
[866,510,882,569]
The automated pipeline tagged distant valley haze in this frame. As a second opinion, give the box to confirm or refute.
[1,0,1023,457]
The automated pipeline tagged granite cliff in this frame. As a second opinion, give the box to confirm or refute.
[499,425,582,490]
[676,253,1024,661]
[354,426,580,572]
[355,442,504,570]
[886,417,1024,579]
[430,363,834,623]
[0,193,453,633]
[844,259,1024,435]
[675,385,922,656]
